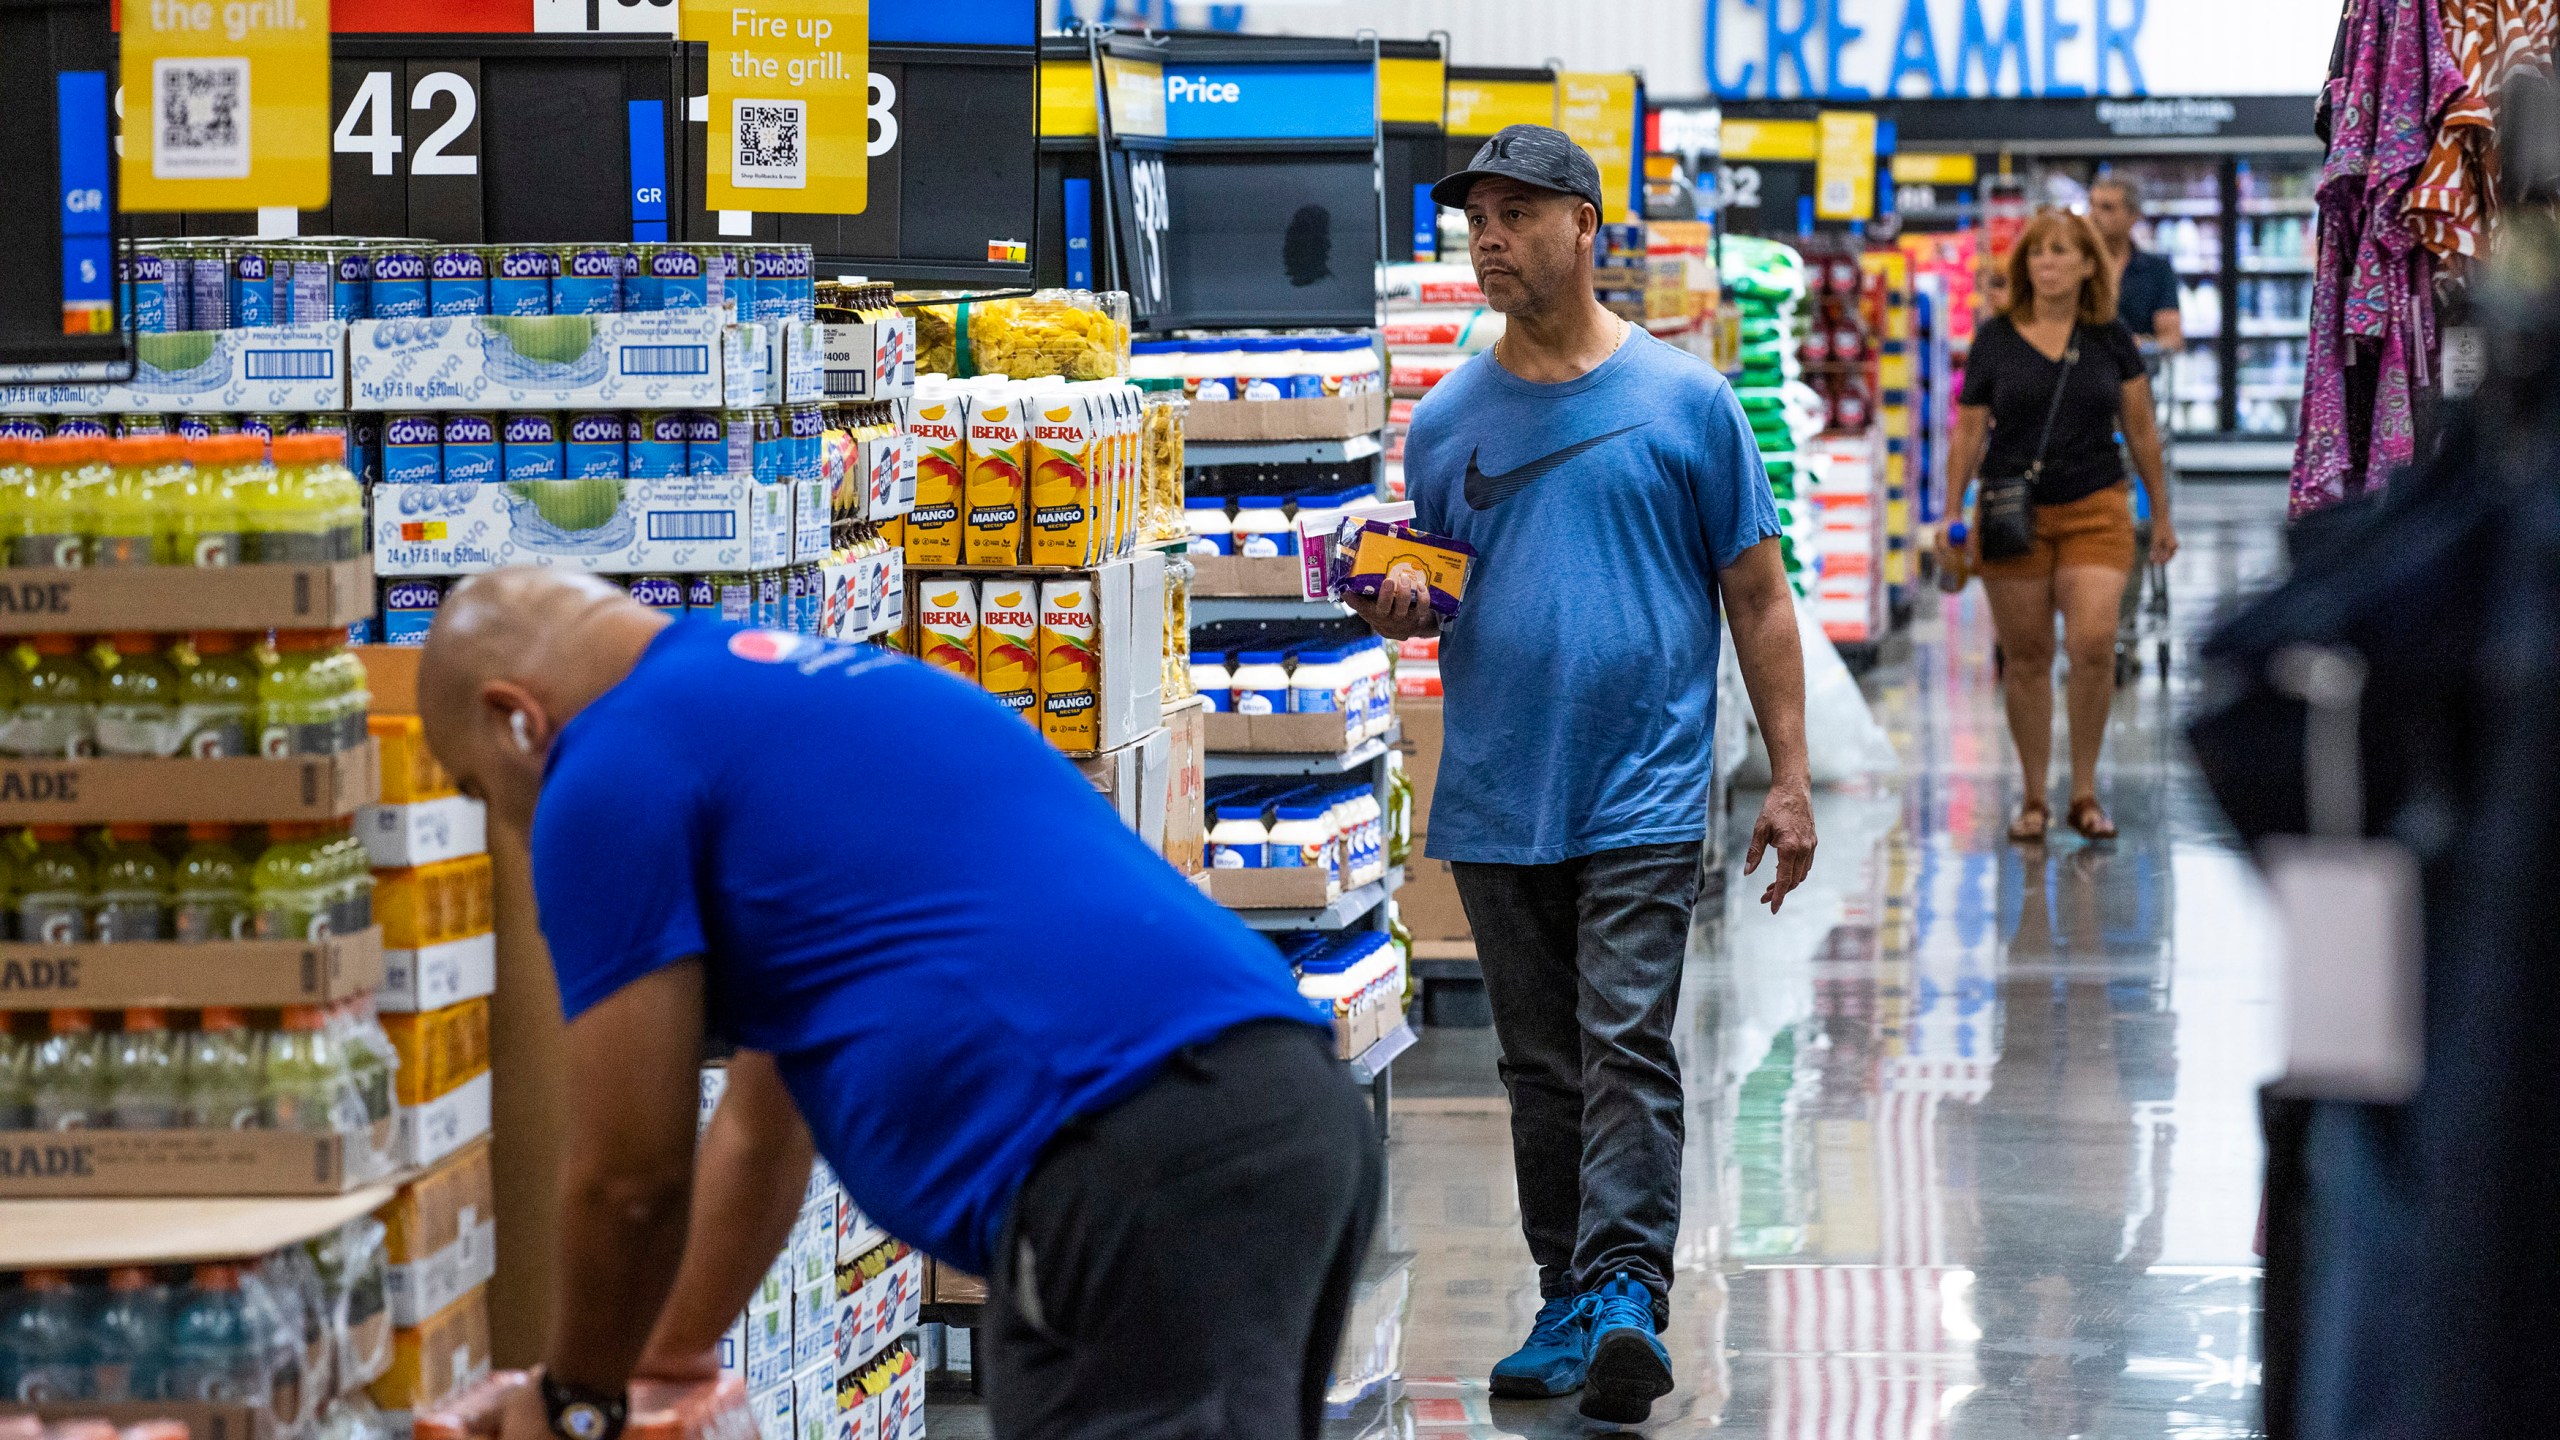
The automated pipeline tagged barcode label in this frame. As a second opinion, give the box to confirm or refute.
[244,347,337,380]
[648,510,737,541]
[619,344,711,377]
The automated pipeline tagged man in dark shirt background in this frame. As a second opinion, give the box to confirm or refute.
[2089,178,2184,348]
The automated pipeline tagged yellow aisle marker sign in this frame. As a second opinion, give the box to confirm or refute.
[1445,78,1554,137]
[1815,109,1879,221]
[686,0,870,215]
[1557,72,1638,224]
[1379,55,1447,128]
[120,0,332,212]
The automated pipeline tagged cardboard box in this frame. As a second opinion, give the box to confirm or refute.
[820,546,903,642]
[1206,867,1340,911]
[380,1137,497,1327]
[742,1299,794,1393]
[367,715,453,804]
[379,932,497,1014]
[0,928,384,1011]
[926,1261,986,1307]
[0,559,373,635]
[1399,857,1473,945]
[348,311,748,411]
[378,856,495,950]
[1073,727,1171,854]
[0,1399,278,1440]
[371,476,819,578]
[0,1119,396,1197]
[940,552,1161,756]
[1187,554,1303,598]
[747,1379,792,1440]
[1185,391,1387,442]
[820,314,917,402]
[385,997,491,1106]
[1397,696,1442,839]
[394,1068,493,1173]
[1204,711,1362,754]
[0,322,348,413]
[1162,699,1207,876]
[790,1363,832,1440]
[0,744,378,824]
[372,1285,492,1413]
[357,647,425,718]
[359,795,488,870]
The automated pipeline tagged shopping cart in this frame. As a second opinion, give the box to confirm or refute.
[2116,347,2178,686]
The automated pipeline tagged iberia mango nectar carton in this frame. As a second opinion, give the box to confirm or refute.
[914,579,980,683]
[977,584,1041,722]
[905,382,966,566]
[1028,390,1097,567]
[963,381,1032,567]
[1037,578,1101,750]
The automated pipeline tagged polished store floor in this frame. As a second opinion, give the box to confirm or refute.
[932,479,2290,1438]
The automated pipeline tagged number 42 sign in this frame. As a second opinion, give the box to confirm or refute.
[683,0,869,214]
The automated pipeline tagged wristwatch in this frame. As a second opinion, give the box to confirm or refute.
[540,1376,629,1440]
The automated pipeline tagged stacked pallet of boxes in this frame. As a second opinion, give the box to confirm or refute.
[0,340,406,1440]
[699,1066,925,1440]
[358,691,499,1423]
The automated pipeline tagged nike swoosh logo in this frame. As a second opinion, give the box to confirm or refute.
[1463,425,1645,510]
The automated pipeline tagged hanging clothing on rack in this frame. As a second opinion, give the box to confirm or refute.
[2292,0,2470,517]
[2198,214,2560,1438]
[2407,0,2559,258]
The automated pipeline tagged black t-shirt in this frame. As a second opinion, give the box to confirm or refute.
[1961,316,2146,506]
[2116,250,2181,336]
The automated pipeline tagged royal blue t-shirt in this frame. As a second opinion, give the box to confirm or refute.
[1407,330,1783,865]
[531,620,1321,1275]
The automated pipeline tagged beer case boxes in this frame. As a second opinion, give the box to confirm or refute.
[371,1283,493,1415]
[0,323,351,414]
[346,311,759,412]
[818,548,903,643]
[0,743,379,825]
[819,312,918,402]
[358,794,489,870]
[0,558,374,635]
[384,997,491,1108]
[378,932,497,1015]
[370,474,823,578]
[369,715,456,805]
[0,927,386,1011]
[377,856,495,951]
[380,1137,497,1328]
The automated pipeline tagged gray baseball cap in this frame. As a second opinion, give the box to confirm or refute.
[1430,125,1606,213]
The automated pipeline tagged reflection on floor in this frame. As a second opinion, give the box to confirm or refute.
[928,481,2290,1438]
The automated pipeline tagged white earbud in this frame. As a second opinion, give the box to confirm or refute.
[511,710,535,754]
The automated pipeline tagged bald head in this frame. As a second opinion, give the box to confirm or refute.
[420,568,669,831]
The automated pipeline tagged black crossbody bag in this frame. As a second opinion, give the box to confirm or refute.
[1977,327,2080,562]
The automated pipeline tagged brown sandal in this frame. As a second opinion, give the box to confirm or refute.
[2009,799,2051,845]
[2067,797,2117,842]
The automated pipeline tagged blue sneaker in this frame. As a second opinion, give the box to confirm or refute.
[1579,1271,1674,1425]
[1488,1293,1598,1398]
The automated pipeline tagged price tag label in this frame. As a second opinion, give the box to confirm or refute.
[685,0,871,215]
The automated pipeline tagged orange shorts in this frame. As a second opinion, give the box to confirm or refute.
[1972,482,2138,581]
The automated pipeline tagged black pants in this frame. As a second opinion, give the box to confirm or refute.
[985,1021,1382,1439]
[1452,842,1703,1326]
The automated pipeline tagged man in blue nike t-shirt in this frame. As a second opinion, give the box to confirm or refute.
[419,569,1377,1440]
[1347,126,1817,1426]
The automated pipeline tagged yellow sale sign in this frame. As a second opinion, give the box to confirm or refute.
[119,0,332,212]
[687,0,870,215]
[1557,72,1637,225]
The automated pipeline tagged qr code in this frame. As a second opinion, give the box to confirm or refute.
[152,57,251,180]
[732,98,806,189]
